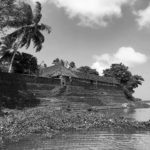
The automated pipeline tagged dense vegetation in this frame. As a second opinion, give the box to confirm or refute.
[0,0,50,110]
[0,51,38,74]
[103,63,144,100]
[0,0,51,73]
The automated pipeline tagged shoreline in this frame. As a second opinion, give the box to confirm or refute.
[1,104,150,146]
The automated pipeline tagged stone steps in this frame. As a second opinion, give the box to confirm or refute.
[29,90,52,98]
[26,83,55,90]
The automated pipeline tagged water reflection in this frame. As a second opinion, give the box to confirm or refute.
[104,104,150,122]
[126,108,150,122]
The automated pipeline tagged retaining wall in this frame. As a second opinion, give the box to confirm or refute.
[0,72,128,105]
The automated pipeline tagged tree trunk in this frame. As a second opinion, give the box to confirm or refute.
[8,48,17,73]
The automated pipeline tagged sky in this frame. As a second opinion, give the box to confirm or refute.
[22,0,150,100]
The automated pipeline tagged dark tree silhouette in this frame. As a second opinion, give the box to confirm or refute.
[103,63,144,100]
[69,61,76,69]
[0,51,38,74]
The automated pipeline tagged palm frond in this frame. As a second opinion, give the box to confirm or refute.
[32,31,43,52]
[37,30,45,43]
[33,2,42,24]
[0,27,24,54]
[25,34,32,49]
[19,27,32,48]
[38,24,51,34]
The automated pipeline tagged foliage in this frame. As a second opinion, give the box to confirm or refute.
[0,1,51,72]
[52,58,65,66]
[69,61,76,69]
[103,63,144,100]
[0,51,38,74]
[78,66,99,76]
[52,58,76,69]
[0,0,33,30]
[0,2,51,53]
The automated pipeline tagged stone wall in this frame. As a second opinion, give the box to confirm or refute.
[0,72,128,106]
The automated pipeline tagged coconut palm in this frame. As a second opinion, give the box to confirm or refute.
[0,1,51,72]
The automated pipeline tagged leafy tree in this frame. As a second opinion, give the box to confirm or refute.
[69,61,76,69]
[126,75,144,94]
[52,58,65,66]
[0,0,19,31]
[52,58,69,67]
[0,51,21,72]
[0,1,51,73]
[103,63,144,100]
[52,58,60,65]
[0,51,38,74]
[78,66,99,76]
[103,63,131,84]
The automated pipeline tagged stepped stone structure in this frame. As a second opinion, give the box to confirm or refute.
[0,65,128,106]
[39,65,128,105]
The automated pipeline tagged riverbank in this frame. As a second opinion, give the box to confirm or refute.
[1,102,150,146]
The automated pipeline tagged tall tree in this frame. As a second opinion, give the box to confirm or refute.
[0,1,51,72]
[103,63,144,100]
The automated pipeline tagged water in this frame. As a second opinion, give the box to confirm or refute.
[3,104,150,150]
[4,130,150,150]
[122,102,150,122]
[125,108,150,122]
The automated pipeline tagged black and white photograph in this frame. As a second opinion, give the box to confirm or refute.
[0,0,150,149]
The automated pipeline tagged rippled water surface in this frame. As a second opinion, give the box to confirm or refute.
[5,129,150,150]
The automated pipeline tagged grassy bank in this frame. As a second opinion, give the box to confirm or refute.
[1,104,150,146]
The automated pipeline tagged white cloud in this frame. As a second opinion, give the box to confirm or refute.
[29,0,48,3]
[136,4,150,28]
[30,0,134,27]
[92,47,148,75]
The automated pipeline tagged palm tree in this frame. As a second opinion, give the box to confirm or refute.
[0,1,51,73]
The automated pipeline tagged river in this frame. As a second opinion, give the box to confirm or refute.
[3,103,150,150]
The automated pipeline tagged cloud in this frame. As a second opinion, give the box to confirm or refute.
[31,0,134,27]
[29,0,48,3]
[136,4,150,28]
[91,47,148,75]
